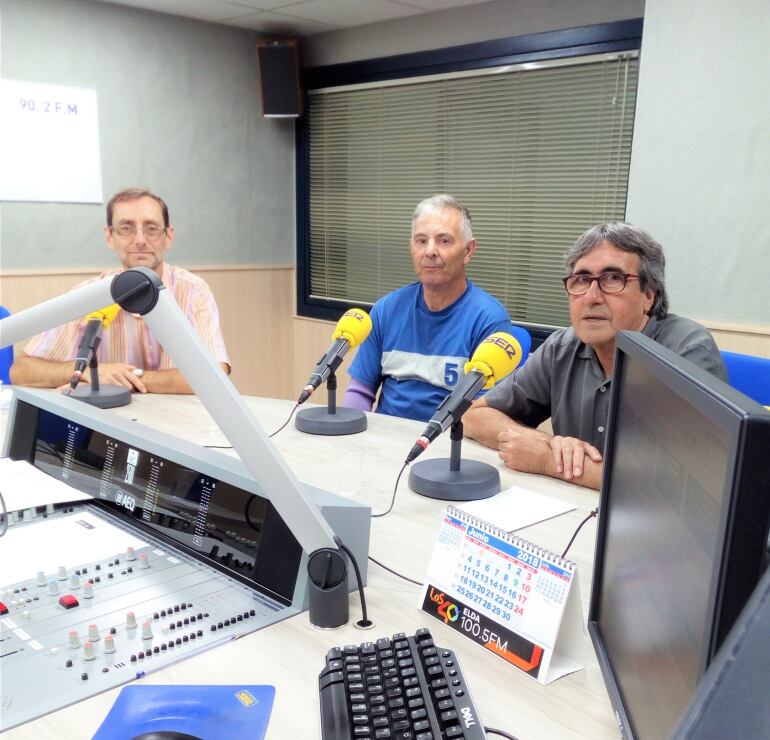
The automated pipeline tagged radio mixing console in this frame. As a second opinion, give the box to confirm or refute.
[0,503,290,731]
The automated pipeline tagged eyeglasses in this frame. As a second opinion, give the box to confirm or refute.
[562,272,641,296]
[110,223,166,239]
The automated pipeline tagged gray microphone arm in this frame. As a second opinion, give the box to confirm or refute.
[0,267,339,555]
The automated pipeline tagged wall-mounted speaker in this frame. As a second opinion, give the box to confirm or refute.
[257,38,303,118]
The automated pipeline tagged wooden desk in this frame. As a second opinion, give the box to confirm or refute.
[2,393,617,739]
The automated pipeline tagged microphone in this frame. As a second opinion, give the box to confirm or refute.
[298,308,372,404]
[69,304,122,388]
[406,331,526,463]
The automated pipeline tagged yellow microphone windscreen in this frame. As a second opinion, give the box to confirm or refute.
[464,332,523,389]
[86,303,122,328]
[332,308,372,348]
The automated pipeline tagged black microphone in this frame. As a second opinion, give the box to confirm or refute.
[405,331,527,464]
[298,308,372,404]
[69,304,121,388]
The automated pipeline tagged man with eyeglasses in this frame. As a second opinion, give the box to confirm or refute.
[463,222,726,489]
[10,188,230,393]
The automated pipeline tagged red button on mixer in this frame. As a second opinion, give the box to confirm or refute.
[59,595,79,609]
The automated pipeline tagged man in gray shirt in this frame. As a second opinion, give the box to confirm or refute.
[463,223,727,490]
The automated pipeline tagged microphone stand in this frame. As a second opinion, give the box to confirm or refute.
[408,420,500,501]
[68,336,131,409]
[295,370,367,435]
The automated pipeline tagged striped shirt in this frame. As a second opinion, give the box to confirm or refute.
[24,263,230,370]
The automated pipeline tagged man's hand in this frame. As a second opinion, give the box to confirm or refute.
[544,435,602,480]
[57,363,147,394]
[497,426,553,477]
[496,427,603,489]
[82,363,147,391]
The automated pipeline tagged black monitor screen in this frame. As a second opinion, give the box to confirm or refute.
[588,331,770,740]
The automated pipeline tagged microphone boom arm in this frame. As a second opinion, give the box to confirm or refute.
[0,268,339,554]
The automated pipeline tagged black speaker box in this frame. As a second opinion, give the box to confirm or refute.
[257,39,303,118]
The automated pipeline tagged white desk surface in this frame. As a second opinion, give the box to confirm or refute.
[1,391,617,740]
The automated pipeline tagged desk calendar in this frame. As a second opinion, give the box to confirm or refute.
[420,507,584,684]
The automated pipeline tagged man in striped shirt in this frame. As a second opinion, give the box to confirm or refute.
[10,188,230,393]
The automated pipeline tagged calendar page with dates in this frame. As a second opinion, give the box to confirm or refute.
[420,507,584,684]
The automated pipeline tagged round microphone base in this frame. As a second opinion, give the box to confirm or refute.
[68,385,132,409]
[295,406,367,436]
[408,458,500,501]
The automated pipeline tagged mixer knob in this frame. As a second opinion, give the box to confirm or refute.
[126,611,137,629]
[126,546,137,561]
[141,620,153,640]
[36,571,47,587]
[48,580,59,596]
[139,554,149,569]
[88,624,100,642]
[83,580,94,599]
[22,508,35,522]
[57,566,67,581]
[68,630,80,649]
[69,573,81,589]
[103,634,116,654]
[83,641,96,661]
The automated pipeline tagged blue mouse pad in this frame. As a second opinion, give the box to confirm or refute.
[92,685,275,740]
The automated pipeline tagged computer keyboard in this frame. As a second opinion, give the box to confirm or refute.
[318,627,487,739]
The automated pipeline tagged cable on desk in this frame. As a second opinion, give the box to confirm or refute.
[338,539,372,628]
[268,402,299,438]
[371,462,408,518]
[561,507,599,558]
[368,555,422,587]
[484,727,520,740]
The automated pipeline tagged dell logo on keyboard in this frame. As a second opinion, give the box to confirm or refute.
[460,706,476,728]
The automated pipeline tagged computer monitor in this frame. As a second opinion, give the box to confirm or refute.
[588,331,770,740]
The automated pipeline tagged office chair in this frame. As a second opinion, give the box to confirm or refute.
[721,350,770,406]
[0,305,14,385]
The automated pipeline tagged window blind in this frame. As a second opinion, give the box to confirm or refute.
[307,52,639,327]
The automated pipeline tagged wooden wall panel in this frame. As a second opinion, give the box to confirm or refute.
[699,320,770,358]
[0,266,295,398]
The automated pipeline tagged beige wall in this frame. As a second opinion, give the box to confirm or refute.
[1,268,768,402]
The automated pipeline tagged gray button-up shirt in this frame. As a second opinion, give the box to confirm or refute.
[484,314,727,450]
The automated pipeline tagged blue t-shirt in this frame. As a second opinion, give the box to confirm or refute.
[348,281,530,422]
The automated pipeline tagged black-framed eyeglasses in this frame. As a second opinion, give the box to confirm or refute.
[562,272,642,296]
[110,223,166,239]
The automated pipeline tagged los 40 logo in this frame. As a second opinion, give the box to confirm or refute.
[429,587,460,623]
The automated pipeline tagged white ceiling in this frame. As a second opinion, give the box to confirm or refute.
[95,0,494,36]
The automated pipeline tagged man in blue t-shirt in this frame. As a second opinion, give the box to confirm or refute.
[344,194,531,422]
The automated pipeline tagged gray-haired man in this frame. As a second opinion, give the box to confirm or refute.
[343,194,527,422]
[463,222,727,490]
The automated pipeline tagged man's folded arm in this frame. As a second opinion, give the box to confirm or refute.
[10,352,230,395]
[10,353,75,389]
[463,397,532,448]
[464,397,603,490]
